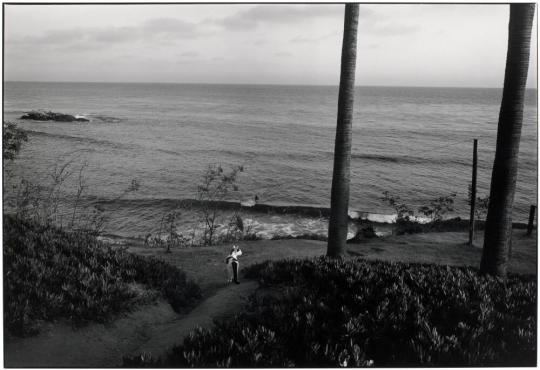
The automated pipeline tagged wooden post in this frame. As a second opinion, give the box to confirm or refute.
[527,204,536,236]
[468,139,478,247]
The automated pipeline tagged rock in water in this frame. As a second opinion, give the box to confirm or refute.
[20,111,89,122]
[20,111,50,120]
[92,115,122,123]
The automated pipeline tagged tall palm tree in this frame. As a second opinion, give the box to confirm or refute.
[327,4,359,258]
[480,3,535,277]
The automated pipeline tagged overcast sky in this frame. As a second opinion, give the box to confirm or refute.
[4,4,538,88]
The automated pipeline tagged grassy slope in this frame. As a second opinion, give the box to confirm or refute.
[4,215,201,337]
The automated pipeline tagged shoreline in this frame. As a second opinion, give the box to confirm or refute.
[96,197,531,226]
[96,208,531,246]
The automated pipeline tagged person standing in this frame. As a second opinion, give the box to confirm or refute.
[225,245,243,284]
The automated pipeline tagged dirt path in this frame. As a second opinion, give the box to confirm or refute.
[4,280,258,368]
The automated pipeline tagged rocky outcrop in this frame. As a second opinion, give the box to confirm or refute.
[20,111,89,122]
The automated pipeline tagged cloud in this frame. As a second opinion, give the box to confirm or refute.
[285,7,418,43]
[142,18,202,36]
[363,23,420,36]
[282,6,418,42]
[251,39,268,46]
[217,5,343,30]
[179,51,199,57]
[291,31,340,43]
[6,5,418,56]
[358,6,420,37]
[29,28,86,44]
[8,17,207,51]
[92,26,138,43]
[177,58,202,65]
[358,7,379,20]
[275,51,292,57]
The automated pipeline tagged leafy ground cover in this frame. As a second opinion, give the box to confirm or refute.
[124,257,536,367]
[4,214,201,337]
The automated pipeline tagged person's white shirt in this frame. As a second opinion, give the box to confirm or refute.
[231,249,242,259]
[226,247,242,264]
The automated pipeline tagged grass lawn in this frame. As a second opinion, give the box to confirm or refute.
[127,227,536,298]
[347,229,536,274]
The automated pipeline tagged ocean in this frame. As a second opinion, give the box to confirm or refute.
[3,81,537,241]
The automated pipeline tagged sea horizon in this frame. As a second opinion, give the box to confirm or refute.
[5,80,538,90]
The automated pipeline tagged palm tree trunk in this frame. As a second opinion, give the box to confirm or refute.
[480,3,535,277]
[327,4,359,258]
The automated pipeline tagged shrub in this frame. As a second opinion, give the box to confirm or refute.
[8,153,140,236]
[417,193,456,223]
[381,191,462,235]
[271,233,328,241]
[126,258,536,367]
[381,191,414,221]
[196,164,243,246]
[3,121,27,161]
[145,209,190,252]
[380,191,420,235]
[4,214,201,336]
[389,217,490,235]
[347,226,377,243]
[468,184,490,222]
[395,218,425,235]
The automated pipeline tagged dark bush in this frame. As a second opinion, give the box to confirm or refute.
[3,121,27,161]
[390,217,528,235]
[127,257,536,367]
[4,214,201,336]
[393,217,482,235]
[347,226,378,243]
[395,218,425,234]
[271,233,328,241]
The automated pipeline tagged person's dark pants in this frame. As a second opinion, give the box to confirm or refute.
[232,261,239,283]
